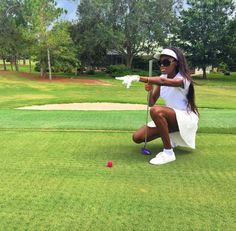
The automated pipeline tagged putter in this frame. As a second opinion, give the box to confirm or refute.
[141,91,151,155]
[141,60,153,155]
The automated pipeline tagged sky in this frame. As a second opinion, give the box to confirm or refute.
[56,0,80,21]
[56,0,236,21]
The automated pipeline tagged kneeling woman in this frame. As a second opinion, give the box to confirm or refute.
[133,47,199,165]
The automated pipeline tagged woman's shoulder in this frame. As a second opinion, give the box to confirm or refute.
[174,72,184,79]
[171,73,191,90]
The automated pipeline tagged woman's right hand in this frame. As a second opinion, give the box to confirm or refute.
[145,84,153,92]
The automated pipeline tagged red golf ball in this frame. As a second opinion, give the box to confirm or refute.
[107,161,113,167]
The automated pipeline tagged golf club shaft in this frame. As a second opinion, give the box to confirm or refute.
[144,91,150,148]
[144,60,153,148]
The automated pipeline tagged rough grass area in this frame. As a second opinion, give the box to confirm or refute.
[0,131,235,230]
[0,71,236,109]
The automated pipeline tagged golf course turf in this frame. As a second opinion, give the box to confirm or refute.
[0,70,235,230]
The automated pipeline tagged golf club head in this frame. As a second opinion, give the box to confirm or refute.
[141,147,151,155]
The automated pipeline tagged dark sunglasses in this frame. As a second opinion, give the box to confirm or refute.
[158,59,176,67]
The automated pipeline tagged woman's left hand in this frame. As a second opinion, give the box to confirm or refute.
[145,84,153,92]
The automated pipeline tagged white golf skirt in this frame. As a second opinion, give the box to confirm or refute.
[147,108,199,149]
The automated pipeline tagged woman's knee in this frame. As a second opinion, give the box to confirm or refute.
[132,131,143,144]
[150,106,165,119]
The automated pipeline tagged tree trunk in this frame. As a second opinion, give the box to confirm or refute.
[14,55,19,71]
[47,47,52,80]
[29,57,32,72]
[40,66,44,77]
[10,58,13,71]
[126,54,133,68]
[202,66,207,79]
[3,59,7,71]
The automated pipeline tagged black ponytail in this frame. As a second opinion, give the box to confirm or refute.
[187,81,199,115]
[168,47,199,115]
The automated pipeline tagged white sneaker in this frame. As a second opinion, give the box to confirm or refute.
[149,151,176,165]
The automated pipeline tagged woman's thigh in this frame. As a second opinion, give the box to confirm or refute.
[133,125,161,143]
[150,106,179,132]
[133,106,179,143]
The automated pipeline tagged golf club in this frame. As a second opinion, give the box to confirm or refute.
[141,60,153,155]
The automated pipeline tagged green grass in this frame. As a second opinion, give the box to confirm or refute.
[0,108,235,134]
[0,71,236,109]
[0,131,235,230]
[0,70,235,230]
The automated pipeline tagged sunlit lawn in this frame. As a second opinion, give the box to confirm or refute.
[0,70,235,230]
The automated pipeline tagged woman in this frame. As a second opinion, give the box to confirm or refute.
[117,47,199,165]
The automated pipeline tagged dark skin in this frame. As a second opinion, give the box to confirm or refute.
[132,55,184,149]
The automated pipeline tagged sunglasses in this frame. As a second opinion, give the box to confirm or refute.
[158,59,176,67]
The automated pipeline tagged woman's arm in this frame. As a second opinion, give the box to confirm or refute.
[140,76,184,88]
[146,84,160,107]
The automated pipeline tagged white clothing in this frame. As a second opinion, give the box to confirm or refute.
[147,73,199,149]
[160,73,190,111]
[154,49,178,60]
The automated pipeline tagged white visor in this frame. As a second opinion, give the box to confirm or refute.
[154,49,178,60]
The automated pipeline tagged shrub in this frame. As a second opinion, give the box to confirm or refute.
[106,64,161,77]
[34,62,40,72]
[218,62,229,73]
[86,69,95,75]
[132,69,161,76]
[106,64,131,77]
[132,56,149,70]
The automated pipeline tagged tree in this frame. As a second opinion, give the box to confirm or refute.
[109,0,177,67]
[24,0,65,79]
[174,0,235,79]
[76,0,180,68]
[74,0,114,67]
[0,0,26,71]
[0,0,79,76]
[47,22,79,73]
[221,17,236,71]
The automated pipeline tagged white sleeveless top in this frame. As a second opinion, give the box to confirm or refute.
[160,73,190,111]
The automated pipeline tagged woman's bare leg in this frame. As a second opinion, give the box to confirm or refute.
[150,106,179,149]
[132,125,161,144]
[132,106,179,148]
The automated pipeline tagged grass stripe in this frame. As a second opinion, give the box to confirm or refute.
[0,108,235,134]
[0,127,236,135]
[0,128,132,133]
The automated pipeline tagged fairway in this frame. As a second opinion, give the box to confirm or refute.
[0,131,235,230]
[0,71,235,230]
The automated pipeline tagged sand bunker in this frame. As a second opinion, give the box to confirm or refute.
[17,103,147,111]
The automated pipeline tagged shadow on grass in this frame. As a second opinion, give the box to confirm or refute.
[174,147,194,156]
[125,142,194,162]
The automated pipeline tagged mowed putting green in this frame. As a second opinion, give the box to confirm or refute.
[0,71,235,230]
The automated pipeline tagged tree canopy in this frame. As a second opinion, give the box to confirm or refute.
[0,0,236,78]
[0,0,79,79]
[75,0,181,68]
[173,0,235,78]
